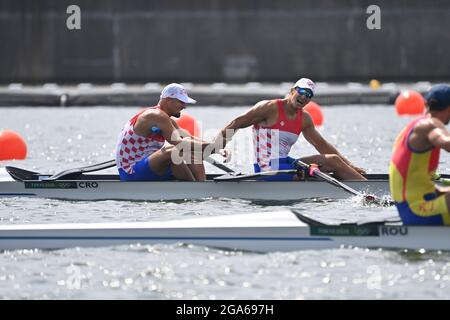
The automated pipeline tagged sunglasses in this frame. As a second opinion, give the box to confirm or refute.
[295,87,313,99]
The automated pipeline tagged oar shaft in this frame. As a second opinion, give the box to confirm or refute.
[44,159,117,181]
[310,166,362,196]
[294,159,363,197]
[294,159,393,206]
[205,156,235,174]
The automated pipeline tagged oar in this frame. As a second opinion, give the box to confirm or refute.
[42,159,116,181]
[5,166,40,181]
[204,156,235,174]
[438,178,450,186]
[42,156,233,181]
[432,173,450,186]
[293,159,393,206]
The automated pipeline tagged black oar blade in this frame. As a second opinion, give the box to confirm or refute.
[5,166,41,181]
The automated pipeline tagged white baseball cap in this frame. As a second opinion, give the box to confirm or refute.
[292,78,316,95]
[160,83,197,104]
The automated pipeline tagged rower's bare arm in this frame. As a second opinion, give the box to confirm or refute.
[436,185,450,195]
[411,118,450,151]
[142,112,184,145]
[213,100,271,149]
[169,118,224,157]
[428,127,450,151]
[156,115,221,156]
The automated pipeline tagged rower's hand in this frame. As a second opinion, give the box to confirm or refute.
[436,185,450,194]
[219,149,231,163]
[352,165,367,175]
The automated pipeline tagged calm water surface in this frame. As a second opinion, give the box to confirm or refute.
[0,105,449,299]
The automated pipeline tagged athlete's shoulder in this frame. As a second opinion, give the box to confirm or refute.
[253,99,274,107]
[246,99,274,114]
[140,107,168,120]
[414,116,443,134]
[255,99,281,111]
[301,109,314,126]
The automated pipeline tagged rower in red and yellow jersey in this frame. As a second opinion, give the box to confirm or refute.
[389,84,450,225]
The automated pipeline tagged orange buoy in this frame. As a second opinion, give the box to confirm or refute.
[0,130,27,160]
[304,101,324,126]
[175,113,201,137]
[395,90,425,115]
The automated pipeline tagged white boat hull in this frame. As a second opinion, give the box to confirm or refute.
[0,210,449,252]
[0,168,392,201]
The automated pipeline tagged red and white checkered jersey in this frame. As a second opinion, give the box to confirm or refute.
[252,100,303,171]
[115,106,165,174]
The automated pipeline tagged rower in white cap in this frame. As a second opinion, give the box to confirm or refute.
[213,78,366,181]
[115,83,222,182]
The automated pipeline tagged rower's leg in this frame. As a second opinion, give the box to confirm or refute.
[171,162,197,181]
[178,151,206,181]
[147,147,172,175]
[172,148,206,181]
[148,146,196,181]
[300,154,366,181]
[159,145,206,181]
[168,146,199,181]
[187,163,206,181]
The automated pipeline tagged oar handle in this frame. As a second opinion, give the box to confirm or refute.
[294,159,360,194]
[308,163,320,177]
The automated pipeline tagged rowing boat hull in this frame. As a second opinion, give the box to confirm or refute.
[0,169,392,201]
[0,179,390,201]
[0,211,449,252]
